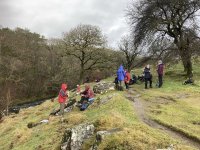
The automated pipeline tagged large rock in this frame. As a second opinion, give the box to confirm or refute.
[98,94,116,105]
[93,82,115,94]
[61,123,95,150]
[90,128,122,150]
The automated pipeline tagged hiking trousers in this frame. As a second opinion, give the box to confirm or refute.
[59,103,65,116]
[145,78,152,89]
[158,74,163,87]
[125,82,129,89]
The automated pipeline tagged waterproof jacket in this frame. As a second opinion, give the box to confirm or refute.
[81,88,94,99]
[157,64,164,75]
[58,84,68,103]
[117,65,125,81]
[124,72,131,83]
[144,67,151,79]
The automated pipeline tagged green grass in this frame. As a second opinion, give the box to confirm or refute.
[131,61,200,144]
[0,61,199,150]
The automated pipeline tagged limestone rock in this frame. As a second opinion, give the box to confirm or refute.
[91,128,122,150]
[98,94,116,105]
[61,123,95,150]
[93,82,115,94]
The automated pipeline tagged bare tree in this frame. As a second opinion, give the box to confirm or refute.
[118,35,140,71]
[127,0,200,77]
[62,24,107,83]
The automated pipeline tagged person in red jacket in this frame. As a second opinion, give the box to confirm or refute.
[79,85,94,104]
[58,83,68,116]
[124,70,131,89]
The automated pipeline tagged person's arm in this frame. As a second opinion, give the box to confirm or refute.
[60,90,67,98]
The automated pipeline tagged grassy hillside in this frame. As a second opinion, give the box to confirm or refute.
[0,61,199,150]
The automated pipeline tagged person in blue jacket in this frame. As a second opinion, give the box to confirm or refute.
[117,65,125,88]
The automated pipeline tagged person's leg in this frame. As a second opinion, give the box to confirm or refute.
[158,74,162,87]
[160,75,163,87]
[149,78,152,88]
[79,96,87,104]
[59,103,65,116]
[145,78,148,89]
[125,82,128,89]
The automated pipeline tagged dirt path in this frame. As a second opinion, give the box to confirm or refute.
[125,89,200,150]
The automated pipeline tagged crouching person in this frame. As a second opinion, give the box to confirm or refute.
[58,83,68,116]
[79,85,94,111]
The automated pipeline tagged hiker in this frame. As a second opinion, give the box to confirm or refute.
[117,65,125,90]
[114,76,119,90]
[79,85,94,111]
[157,60,164,88]
[58,83,68,116]
[124,70,131,89]
[144,64,152,89]
[132,74,137,84]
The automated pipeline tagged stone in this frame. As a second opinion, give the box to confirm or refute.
[156,144,174,150]
[90,128,122,150]
[99,94,116,105]
[61,123,95,150]
[93,82,115,94]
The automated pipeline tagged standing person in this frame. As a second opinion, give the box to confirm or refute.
[58,83,68,116]
[114,75,119,90]
[157,60,164,88]
[144,64,152,89]
[124,70,131,89]
[117,65,125,90]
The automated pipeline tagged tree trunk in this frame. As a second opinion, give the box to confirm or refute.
[79,65,84,84]
[6,88,11,116]
[179,47,193,77]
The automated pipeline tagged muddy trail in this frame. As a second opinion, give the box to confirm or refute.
[125,89,200,150]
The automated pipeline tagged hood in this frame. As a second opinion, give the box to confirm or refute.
[118,65,124,71]
[61,83,67,91]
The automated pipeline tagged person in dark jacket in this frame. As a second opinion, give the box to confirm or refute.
[143,64,152,89]
[117,65,125,89]
[157,60,164,88]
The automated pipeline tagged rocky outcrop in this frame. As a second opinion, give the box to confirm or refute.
[50,99,76,115]
[61,123,95,150]
[98,94,116,105]
[93,82,115,94]
[91,128,122,150]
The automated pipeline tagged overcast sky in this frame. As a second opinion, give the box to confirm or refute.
[0,0,133,48]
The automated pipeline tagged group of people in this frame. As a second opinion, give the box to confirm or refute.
[115,60,164,90]
[57,83,94,116]
[57,60,164,116]
[114,65,131,90]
